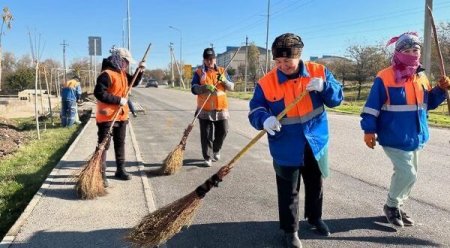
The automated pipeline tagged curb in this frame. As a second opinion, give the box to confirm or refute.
[0,117,94,247]
[128,120,156,213]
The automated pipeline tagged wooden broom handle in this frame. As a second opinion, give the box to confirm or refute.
[427,6,450,114]
[217,90,310,179]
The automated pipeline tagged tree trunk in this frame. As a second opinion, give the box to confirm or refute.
[357,81,362,100]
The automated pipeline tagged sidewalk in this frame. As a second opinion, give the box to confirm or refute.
[0,114,155,248]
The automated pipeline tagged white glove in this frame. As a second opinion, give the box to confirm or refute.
[263,116,281,135]
[119,98,128,106]
[138,61,146,69]
[306,77,324,92]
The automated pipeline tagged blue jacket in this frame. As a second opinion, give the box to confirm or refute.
[360,66,446,151]
[248,61,343,167]
[61,79,81,102]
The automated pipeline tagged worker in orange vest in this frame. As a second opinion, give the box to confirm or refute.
[248,33,343,248]
[94,47,145,187]
[361,32,450,227]
[191,48,234,167]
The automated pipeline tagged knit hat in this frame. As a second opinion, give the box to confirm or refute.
[203,48,216,59]
[386,32,421,52]
[271,33,304,59]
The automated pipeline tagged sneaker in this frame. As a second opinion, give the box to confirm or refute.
[308,218,331,236]
[132,112,137,118]
[284,232,302,248]
[203,159,212,167]
[212,152,220,161]
[400,209,415,226]
[383,204,404,227]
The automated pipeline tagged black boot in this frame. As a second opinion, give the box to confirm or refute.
[115,164,131,180]
[308,218,331,236]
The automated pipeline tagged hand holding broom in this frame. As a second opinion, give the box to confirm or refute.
[126,86,310,247]
[75,43,152,200]
[160,46,243,175]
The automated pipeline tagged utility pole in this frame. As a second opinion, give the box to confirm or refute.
[127,0,132,73]
[210,43,214,49]
[170,42,174,87]
[60,40,68,84]
[169,26,183,79]
[244,36,249,93]
[423,0,433,78]
[122,18,127,47]
[265,0,271,74]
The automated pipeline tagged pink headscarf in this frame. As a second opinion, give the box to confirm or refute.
[387,32,421,83]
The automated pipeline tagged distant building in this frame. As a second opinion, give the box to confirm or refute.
[216,46,270,75]
[18,89,48,100]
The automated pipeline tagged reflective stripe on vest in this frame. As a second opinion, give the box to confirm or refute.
[258,62,326,119]
[280,106,324,125]
[381,103,427,112]
[96,70,129,123]
[196,66,228,111]
[363,68,430,118]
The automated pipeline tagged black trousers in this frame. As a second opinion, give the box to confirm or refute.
[275,143,323,233]
[198,119,228,160]
[97,121,127,168]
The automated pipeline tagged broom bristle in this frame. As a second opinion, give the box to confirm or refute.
[126,191,202,247]
[75,151,107,199]
[161,144,184,175]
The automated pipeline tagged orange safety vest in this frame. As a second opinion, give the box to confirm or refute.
[378,66,430,109]
[96,69,130,123]
[196,66,228,111]
[259,62,326,121]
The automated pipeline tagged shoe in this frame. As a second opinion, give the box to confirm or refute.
[284,232,302,248]
[115,165,131,180]
[203,159,212,167]
[212,152,220,161]
[383,204,404,227]
[308,218,330,236]
[132,112,137,118]
[400,209,414,226]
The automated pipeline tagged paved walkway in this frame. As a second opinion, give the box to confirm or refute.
[0,114,155,248]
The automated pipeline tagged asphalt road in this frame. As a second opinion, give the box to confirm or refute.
[130,86,450,248]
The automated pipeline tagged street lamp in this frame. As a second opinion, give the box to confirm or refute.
[169,25,183,77]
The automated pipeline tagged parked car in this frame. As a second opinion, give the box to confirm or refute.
[145,79,159,88]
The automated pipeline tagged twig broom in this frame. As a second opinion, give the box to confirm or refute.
[160,46,243,175]
[126,89,309,247]
[75,43,152,199]
[427,5,450,114]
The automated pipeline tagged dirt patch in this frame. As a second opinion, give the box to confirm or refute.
[0,117,31,158]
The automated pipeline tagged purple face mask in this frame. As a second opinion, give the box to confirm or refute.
[391,51,421,83]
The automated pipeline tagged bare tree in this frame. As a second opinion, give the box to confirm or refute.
[318,57,354,88]
[430,22,450,81]
[145,69,166,82]
[0,6,13,92]
[247,43,260,82]
[347,44,389,100]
